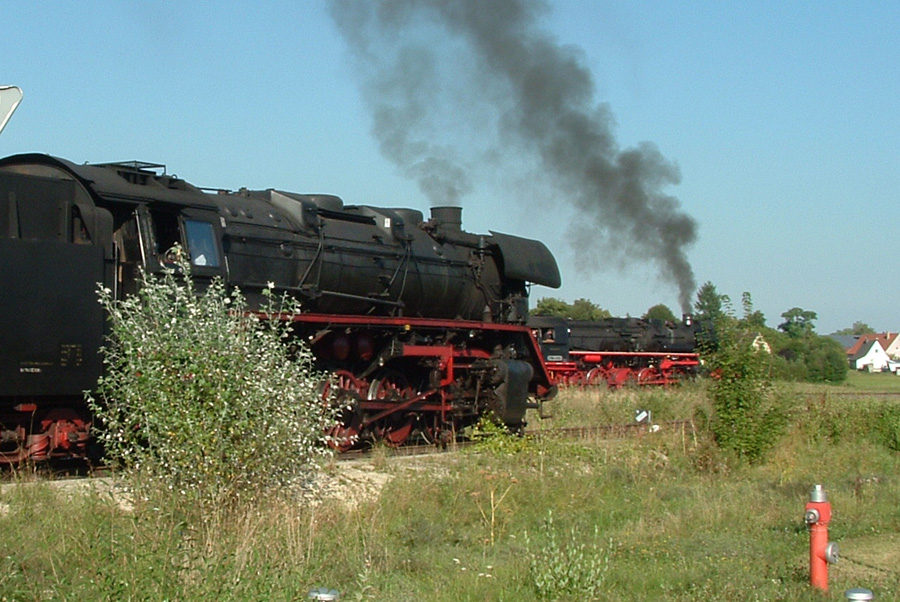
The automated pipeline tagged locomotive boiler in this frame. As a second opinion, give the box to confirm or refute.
[0,153,560,461]
[530,315,701,388]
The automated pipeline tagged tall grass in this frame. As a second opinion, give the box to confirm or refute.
[3,381,900,600]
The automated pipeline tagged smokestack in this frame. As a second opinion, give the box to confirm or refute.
[329,0,698,312]
[430,206,462,231]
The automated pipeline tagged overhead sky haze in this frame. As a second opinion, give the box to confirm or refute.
[3,1,898,334]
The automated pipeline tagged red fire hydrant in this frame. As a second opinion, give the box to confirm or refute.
[804,484,840,591]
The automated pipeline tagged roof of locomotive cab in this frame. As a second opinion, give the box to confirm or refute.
[0,153,220,209]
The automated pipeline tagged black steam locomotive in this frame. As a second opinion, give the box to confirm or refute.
[0,153,560,461]
[529,315,702,388]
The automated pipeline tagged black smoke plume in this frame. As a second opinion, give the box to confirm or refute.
[328,0,698,312]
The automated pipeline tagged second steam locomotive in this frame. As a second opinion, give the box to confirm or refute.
[0,153,560,462]
[530,315,703,388]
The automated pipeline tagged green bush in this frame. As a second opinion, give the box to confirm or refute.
[701,308,787,463]
[87,252,335,506]
[771,335,848,384]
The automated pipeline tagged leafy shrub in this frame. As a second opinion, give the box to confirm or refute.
[771,335,848,383]
[469,414,531,455]
[701,301,787,463]
[87,252,334,506]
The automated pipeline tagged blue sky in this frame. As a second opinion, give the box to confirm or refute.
[3,1,898,334]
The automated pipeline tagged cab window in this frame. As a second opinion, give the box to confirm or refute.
[184,219,220,268]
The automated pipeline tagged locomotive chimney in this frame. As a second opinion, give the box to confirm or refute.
[430,206,462,231]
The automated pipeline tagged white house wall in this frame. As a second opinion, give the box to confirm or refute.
[855,342,891,372]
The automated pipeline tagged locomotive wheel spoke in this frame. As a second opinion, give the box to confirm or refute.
[418,416,445,446]
[326,421,361,452]
[567,372,585,389]
[326,411,362,452]
[379,419,415,447]
[321,370,368,402]
[367,371,414,402]
[585,367,607,388]
[608,367,634,389]
[637,367,659,385]
[323,370,368,451]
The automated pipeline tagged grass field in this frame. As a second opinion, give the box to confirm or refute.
[843,370,900,392]
[2,377,899,600]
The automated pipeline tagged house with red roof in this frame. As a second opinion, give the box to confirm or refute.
[883,333,900,359]
[846,333,900,361]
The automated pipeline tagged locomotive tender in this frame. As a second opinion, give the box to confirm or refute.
[0,153,560,462]
[530,315,701,388]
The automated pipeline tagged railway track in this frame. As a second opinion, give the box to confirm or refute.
[1,419,694,478]
[804,391,900,398]
[338,419,696,460]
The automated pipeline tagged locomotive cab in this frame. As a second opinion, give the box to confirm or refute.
[527,315,570,362]
[0,168,114,399]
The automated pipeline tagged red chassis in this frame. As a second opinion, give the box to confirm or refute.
[286,313,557,449]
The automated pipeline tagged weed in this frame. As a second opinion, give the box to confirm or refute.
[524,510,613,600]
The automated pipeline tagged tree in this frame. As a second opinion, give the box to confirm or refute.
[533,297,610,321]
[693,281,729,322]
[778,307,818,338]
[833,321,875,336]
[693,282,729,351]
[643,304,677,323]
[532,297,572,317]
[737,292,767,330]
[767,305,847,383]
[570,298,610,321]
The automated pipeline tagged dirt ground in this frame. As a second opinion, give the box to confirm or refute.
[0,453,446,515]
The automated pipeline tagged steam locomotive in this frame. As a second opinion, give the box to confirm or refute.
[0,153,560,462]
[529,315,702,388]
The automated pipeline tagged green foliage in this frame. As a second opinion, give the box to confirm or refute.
[739,292,768,329]
[778,307,818,337]
[532,297,610,320]
[879,403,900,452]
[470,414,531,455]
[769,328,848,384]
[701,297,787,462]
[643,303,677,322]
[693,282,730,352]
[693,281,729,322]
[86,252,334,506]
[695,286,846,385]
[524,511,613,600]
[833,320,876,336]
